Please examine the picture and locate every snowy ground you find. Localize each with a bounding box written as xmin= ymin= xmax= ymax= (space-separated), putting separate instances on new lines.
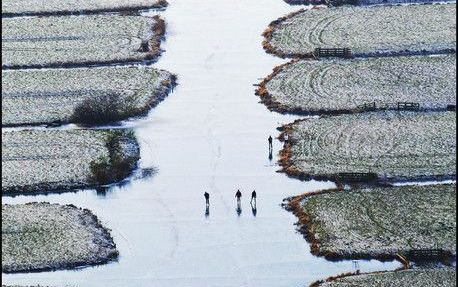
xmin=260 ymin=54 xmax=456 ymax=114
xmin=283 ymin=111 xmax=456 ymax=182
xmin=300 ymin=184 xmax=456 ymax=258
xmin=266 ymin=4 xmax=456 ymax=57
xmin=2 ymin=15 xmax=164 ymax=68
xmin=2 ymin=66 xmax=174 ymax=126
xmin=2 ymin=129 xmax=139 ymax=195
xmin=316 ymin=267 xmax=456 ymax=287
xmin=2 ymin=0 xmax=167 ymax=16
xmin=2 ymin=203 xmax=118 ymax=273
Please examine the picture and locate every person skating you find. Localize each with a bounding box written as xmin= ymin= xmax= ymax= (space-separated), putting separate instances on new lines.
xmin=204 ymin=192 xmax=210 ymax=206
xmin=251 ymin=190 xmax=257 ymax=205
xmin=235 ymin=190 xmax=242 ymax=205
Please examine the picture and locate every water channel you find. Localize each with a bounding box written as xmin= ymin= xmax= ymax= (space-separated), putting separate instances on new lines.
xmin=2 ymin=0 xmax=401 ymax=286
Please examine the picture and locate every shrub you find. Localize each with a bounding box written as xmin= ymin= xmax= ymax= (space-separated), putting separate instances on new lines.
xmin=89 ymin=130 xmax=140 ymax=185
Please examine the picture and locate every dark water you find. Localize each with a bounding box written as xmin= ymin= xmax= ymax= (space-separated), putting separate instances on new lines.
xmin=2 ymin=1 xmax=401 ymax=286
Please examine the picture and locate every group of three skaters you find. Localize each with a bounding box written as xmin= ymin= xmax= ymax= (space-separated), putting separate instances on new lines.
xmin=204 ymin=136 xmax=274 ymax=207
xmin=204 ymin=190 xmax=256 ymax=207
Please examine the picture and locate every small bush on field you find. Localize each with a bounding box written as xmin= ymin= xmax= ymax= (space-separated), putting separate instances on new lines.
xmin=71 ymin=93 xmax=139 ymax=126
xmin=89 ymin=130 xmax=139 ymax=185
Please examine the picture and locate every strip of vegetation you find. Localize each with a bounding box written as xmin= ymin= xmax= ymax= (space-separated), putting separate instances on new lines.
xmin=284 ymin=0 xmax=453 ymax=6
xmin=89 ymin=130 xmax=140 ymax=185
xmin=2 ymin=129 xmax=140 ymax=196
xmin=310 ymin=267 xmax=456 ymax=287
xmin=257 ymin=55 xmax=456 ymax=115
xmin=2 ymin=202 xmax=118 ymax=273
xmin=2 ymin=0 xmax=167 ymax=17
xmin=263 ymin=4 xmax=456 ymax=59
xmin=2 ymin=66 xmax=176 ymax=127
xmin=279 ymin=111 xmax=456 ymax=183
xmin=286 ymin=184 xmax=456 ymax=261
xmin=283 ymin=0 xmax=326 ymax=5
xmin=2 ymin=15 xmax=166 ymax=69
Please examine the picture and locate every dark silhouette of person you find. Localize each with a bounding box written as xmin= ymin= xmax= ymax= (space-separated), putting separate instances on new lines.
xmin=235 ymin=190 xmax=242 ymax=216
xmin=251 ymin=190 xmax=257 ymax=205
xmin=268 ymin=136 xmax=273 ymax=150
xmin=235 ymin=190 xmax=242 ymax=204
xmin=204 ymin=192 xmax=210 ymax=207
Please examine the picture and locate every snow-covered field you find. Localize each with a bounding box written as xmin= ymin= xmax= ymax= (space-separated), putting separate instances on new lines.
xmin=2 ymin=129 xmax=139 ymax=195
xmin=316 ymin=268 xmax=456 ymax=287
xmin=283 ymin=111 xmax=456 ymax=181
xmin=260 ymin=55 xmax=456 ymax=114
xmin=2 ymin=15 xmax=165 ymax=68
xmin=2 ymin=66 xmax=174 ymax=126
xmin=300 ymin=184 xmax=456 ymax=258
xmin=265 ymin=4 xmax=456 ymax=58
xmin=2 ymin=203 xmax=118 ymax=273
xmin=2 ymin=0 xmax=167 ymax=16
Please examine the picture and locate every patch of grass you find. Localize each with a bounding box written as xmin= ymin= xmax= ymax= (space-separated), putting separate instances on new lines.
xmin=2 ymin=203 xmax=118 ymax=273
xmin=313 ymin=268 xmax=456 ymax=287
xmin=280 ymin=111 xmax=456 ymax=183
xmin=71 ymin=93 xmax=138 ymax=126
xmin=264 ymin=4 xmax=456 ymax=58
xmin=2 ymin=129 xmax=139 ymax=195
xmin=2 ymin=0 xmax=168 ymax=16
xmin=2 ymin=66 xmax=175 ymax=127
xmin=89 ymin=130 xmax=140 ymax=185
xmin=258 ymin=55 xmax=456 ymax=115
xmin=2 ymin=15 xmax=166 ymax=68
xmin=288 ymin=184 xmax=456 ymax=260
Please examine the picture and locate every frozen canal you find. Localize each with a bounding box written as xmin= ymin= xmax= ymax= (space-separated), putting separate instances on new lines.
xmin=2 ymin=0 xmax=401 ymax=286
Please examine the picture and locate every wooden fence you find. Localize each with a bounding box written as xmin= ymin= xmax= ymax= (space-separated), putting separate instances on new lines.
xmin=336 ymin=172 xmax=378 ymax=183
xmin=396 ymin=102 xmax=420 ymax=111
xmin=357 ymin=102 xmax=421 ymax=112
xmin=404 ymin=249 xmax=452 ymax=261
xmin=314 ymin=48 xmax=353 ymax=59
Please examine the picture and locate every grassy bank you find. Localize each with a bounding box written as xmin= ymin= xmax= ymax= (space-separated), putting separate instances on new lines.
xmin=280 ymin=111 xmax=456 ymax=183
xmin=2 ymin=203 xmax=118 ymax=273
xmin=2 ymin=129 xmax=140 ymax=195
xmin=2 ymin=0 xmax=167 ymax=17
xmin=257 ymin=55 xmax=456 ymax=115
xmin=2 ymin=15 xmax=166 ymax=68
xmin=311 ymin=267 xmax=456 ymax=287
xmin=263 ymin=4 xmax=456 ymax=58
xmin=2 ymin=66 xmax=176 ymax=126
xmin=287 ymin=184 xmax=456 ymax=260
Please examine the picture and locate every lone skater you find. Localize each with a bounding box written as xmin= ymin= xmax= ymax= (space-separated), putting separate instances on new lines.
xmin=235 ymin=190 xmax=242 ymax=205
xmin=204 ymin=192 xmax=210 ymax=206
xmin=251 ymin=190 xmax=257 ymax=205
xmin=268 ymin=136 xmax=273 ymax=150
